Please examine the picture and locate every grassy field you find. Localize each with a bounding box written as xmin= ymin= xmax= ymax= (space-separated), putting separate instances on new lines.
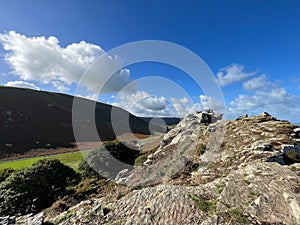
xmin=0 ymin=134 xmax=165 ymax=171
xmin=0 ymin=150 xmax=91 ymax=171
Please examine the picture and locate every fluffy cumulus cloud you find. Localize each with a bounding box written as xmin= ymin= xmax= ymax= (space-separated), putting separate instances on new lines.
xmin=199 ymin=95 xmax=224 ymax=112
xmin=216 ymin=64 xmax=257 ymax=87
xmin=215 ymin=63 xmax=300 ymax=122
xmin=0 ymin=31 xmax=130 ymax=93
xmin=230 ymin=86 xmax=299 ymax=118
xmin=170 ymin=97 xmax=196 ymax=116
xmin=4 ymin=81 xmax=40 ymax=90
xmin=139 ymin=96 xmax=167 ymax=111
xmin=243 ymin=74 xmax=269 ymax=91
xmin=112 ymin=88 xmax=225 ymax=118
xmin=2 ymin=31 xmax=298 ymax=120
xmin=113 ymin=91 xmax=171 ymax=117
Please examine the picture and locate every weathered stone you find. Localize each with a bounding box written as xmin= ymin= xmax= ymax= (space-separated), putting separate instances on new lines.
xmin=16 ymin=212 xmax=44 ymax=225
xmin=255 ymin=112 xmax=278 ymax=122
xmin=196 ymin=110 xmax=223 ymax=124
xmin=28 ymin=112 xmax=300 ymax=224
xmin=115 ymin=169 xmax=130 ymax=184
xmin=235 ymin=114 xmax=248 ymax=120
xmin=27 ymin=212 xmax=44 ymax=225
xmin=251 ymin=141 xmax=273 ymax=151
xmin=200 ymin=215 xmax=219 ymax=225
xmin=293 ymin=127 xmax=300 ymax=133
xmin=217 ymin=162 xmax=300 ymax=225
xmin=0 ymin=216 xmax=15 ymax=225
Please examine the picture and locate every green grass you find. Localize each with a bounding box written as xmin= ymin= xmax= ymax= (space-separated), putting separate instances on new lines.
xmin=226 ymin=208 xmax=251 ymax=224
xmin=189 ymin=194 xmax=217 ymax=213
xmin=167 ymin=124 xmax=177 ymax=130
xmin=0 ymin=150 xmax=91 ymax=171
xmin=54 ymin=210 xmax=74 ymax=225
xmin=134 ymin=154 xmax=148 ymax=166
xmin=215 ymin=183 xmax=224 ymax=194
xmin=248 ymin=191 xmax=256 ymax=200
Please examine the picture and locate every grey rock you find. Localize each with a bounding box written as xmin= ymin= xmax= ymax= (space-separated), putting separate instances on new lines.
xmin=27 ymin=212 xmax=44 ymax=225
xmin=251 ymin=141 xmax=273 ymax=151
xmin=196 ymin=110 xmax=223 ymax=124
xmin=293 ymin=127 xmax=300 ymax=133
xmin=40 ymin=112 xmax=300 ymax=224
xmin=115 ymin=169 xmax=130 ymax=184
xmin=0 ymin=216 xmax=15 ymax=225
xmin=235 ymin=114 xmax=248 ymax=120
xmin=16 ymin=212 xmax=44 ymax=225
xmin=217 ymin=162 xmax=300 ymax=225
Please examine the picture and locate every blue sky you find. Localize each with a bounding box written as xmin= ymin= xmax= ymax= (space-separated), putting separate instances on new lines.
xmin=0 ymin=0 xmax=299 ymax=121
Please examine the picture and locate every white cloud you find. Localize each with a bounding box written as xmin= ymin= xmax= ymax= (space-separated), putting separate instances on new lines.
xmin=243 ymin=74 xmax=269 ymax=91
xmin=224 ymin=71 xmax=300 ymax=121
xmin=111 ymin=87 xmax=227 ymax=118
xmin=113 ymin=91 xmax=169 ymax=117
xmin=140 ymin=96 xmax=167 ymax=110
xmin=52 ymin=80 xmax=71 ymax=92
xmin=0 ymin=31 xmax=131 ymax=93
xmin=230 ymin=86 xmax=299 ymax=117
xmin=113 ymin=89 xmax=188 ymax=117
xmin=76 ymin=93 xmax=98 ymax=101
xmin=114 ymin=81 xmax=226 ymax=117
xmin=4 ymin=80 xmax=40 ymax=90
xmin=216 ymin=64 xmax=257 ymax=87
xmin=170 ymin=97 xmax=196 ymax=117
xmin=199 ymin=95 xmax=224 ymax=112
xmin=171 ymin=97 xmax=189 ymax=104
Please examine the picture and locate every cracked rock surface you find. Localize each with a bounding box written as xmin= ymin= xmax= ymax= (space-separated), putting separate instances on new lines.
xmin=10 ymin=112 xmax=300 ymax=225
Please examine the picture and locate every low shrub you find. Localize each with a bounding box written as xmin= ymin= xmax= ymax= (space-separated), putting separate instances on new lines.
xmin=84 ymin=141 xmax=139 ymax=179
xmin=0 ymin=159 xmax=80 ymax=216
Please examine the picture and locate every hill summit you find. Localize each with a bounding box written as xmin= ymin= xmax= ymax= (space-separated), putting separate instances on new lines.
xmin=2 ymin=111 xmax=300 ymax=225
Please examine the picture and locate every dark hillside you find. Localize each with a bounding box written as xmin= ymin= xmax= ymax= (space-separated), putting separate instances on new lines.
xmin=0 ymin=87 xmax=152 ymax=157
xmin=140 ymin=117 xmax=181 ymax=126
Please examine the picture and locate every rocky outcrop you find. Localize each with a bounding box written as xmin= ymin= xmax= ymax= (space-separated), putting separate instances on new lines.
xmin=16 ymin=212 xmax=44 ymax=225
xmin=117 ymin=110 xmax=223 ymax=186
xmin=217 ymin=162 xmax=300 ymax=225
xmin=0 ymin=216 xmax=15 ymax=225
xmin=145 ymin=110 xmax=223 ymax=165
xmin=112 ymin=162 xmax=299 ymax=225
xmin=13 ymin=112 xmax=300 ymax=224
xmin=0 ymin=212 xmax=45 ymax=225
xmin=43 ymin=163 xmax=300 ymax=225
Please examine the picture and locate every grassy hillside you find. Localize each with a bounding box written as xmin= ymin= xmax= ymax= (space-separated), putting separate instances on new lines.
xmin=0 ymin=86 xmax=154 ymax=157
xmin=0 ymin=150 xmax=90 ymax=170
